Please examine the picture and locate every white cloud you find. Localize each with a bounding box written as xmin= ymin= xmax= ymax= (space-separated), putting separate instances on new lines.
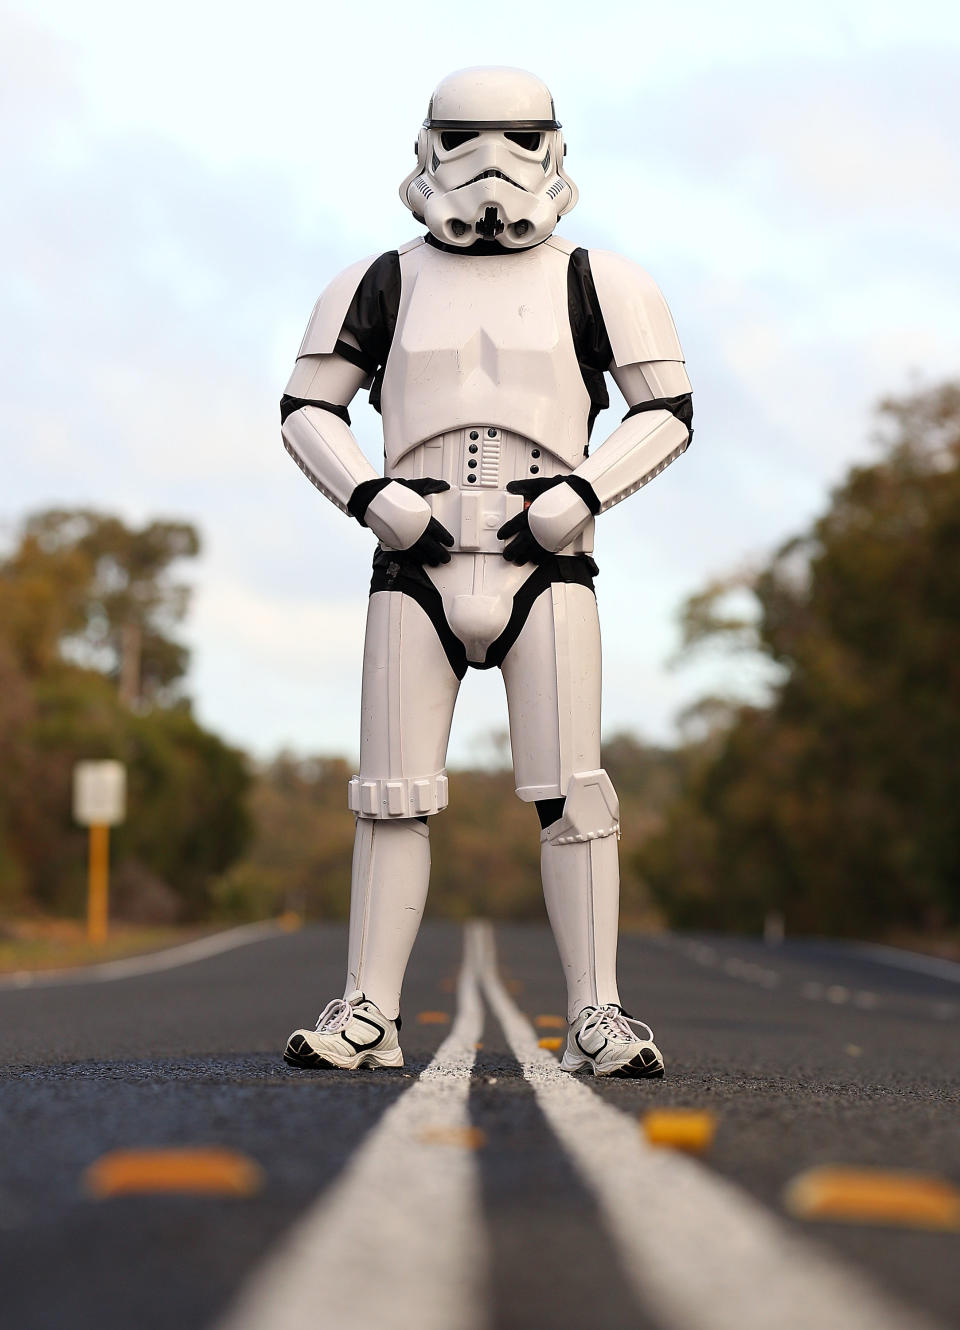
xmin=2 ymin=2 xmax=959 ymax=762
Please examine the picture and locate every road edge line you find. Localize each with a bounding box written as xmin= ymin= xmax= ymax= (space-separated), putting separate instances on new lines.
xmin=851 ymin=942 xmax=960 ymax=985
xmin=0 ymin=921 xmax=286 ymax=990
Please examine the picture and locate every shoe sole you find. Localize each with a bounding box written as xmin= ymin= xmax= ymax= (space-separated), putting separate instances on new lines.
xmin=560 ymin=1052 xmax=665 ymax=1080
xmin=283 ymin=1033 xmax=404 ymax=1071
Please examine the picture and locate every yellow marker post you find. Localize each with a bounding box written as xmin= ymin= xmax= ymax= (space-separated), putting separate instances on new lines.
xmin=73 ymin=761 xmax=126 ymax=947
xmin=87 ymin=823 xmax=110 ymax=945
xmin=72 ymin=760 xmax=124 ymax=946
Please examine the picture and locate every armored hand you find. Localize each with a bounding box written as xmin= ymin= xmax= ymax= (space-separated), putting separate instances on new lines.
xmin=349 ymin=477 xmax=455 ymax=566
xmin=498 ymin=476 xmax=601 ymax=564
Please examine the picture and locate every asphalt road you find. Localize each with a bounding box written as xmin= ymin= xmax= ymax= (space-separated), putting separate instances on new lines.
xmin=0 ymin=921 xmax=957 ymax=1330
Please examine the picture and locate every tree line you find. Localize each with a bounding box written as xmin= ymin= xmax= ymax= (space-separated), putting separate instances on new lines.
xmin=0 ymin=510 xmax=249 ymax=921
xmin=636 ymin=381 xmax=960 ymax=938
xmin=2 ymin=381 xmax=957 ymax=939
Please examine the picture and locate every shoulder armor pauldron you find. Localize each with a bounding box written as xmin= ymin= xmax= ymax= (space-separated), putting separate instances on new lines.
xmin=587 ymin=250 xmax=684 ymax=367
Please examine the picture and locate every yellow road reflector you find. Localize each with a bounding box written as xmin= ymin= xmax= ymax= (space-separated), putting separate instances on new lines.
xmin=642 ymin=1110 xmax=717 ymax=1154
xmin=535 ymin=1014 xmax=566 ymax=1029
xmin=538 ymin=1036 xmax=564 ymax=1051
xmin=417 ymin=1010 xmax=451 ymax=1024
xmin=474 ymin=1041 xmax=484 ymax=1050
xmin=784 ymin=1166 xmax=960 ymax=1230
xmin=277 ymin=911 xmax=302 ymax=932
xmin=419 ymin=1126 xmax=487 ymax=1149
xmin=84 ymin=1148 xmax=264 ymax=1199
xmin=844 ymin=1044 xmax=863 ymax=1057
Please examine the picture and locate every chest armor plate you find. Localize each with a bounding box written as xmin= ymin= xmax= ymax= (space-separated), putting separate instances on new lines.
xmin=380 ymin=242 xmax=591 ymax=469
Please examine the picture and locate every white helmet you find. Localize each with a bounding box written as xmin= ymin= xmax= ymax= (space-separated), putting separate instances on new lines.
xmin=399 ymin=66 xmax=579 ymax=250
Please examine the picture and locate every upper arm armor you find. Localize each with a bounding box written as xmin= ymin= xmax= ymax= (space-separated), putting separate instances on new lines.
xmin=588 ymin=250 xmax=684 ymax=367
xmin=612 ymin=360 xmax=691 ymax=405
xmin=284 ymin=351 xmax=369 ymax=405
xmin=296 ymin=254 xmax=380 ymax=358
xmin=297 ymin=249 xmax=406 ymax=415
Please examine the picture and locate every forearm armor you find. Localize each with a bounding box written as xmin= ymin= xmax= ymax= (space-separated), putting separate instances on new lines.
xmin=281 ymin=354 xmax=452 ymax=560
xmin=526 ymin=361 xmax=693 ymax=552
xmin=575 ymin=395 xmax=692 ymax=511
xmin=281 ymin=400 xmax=380 ymax=512
xmin=280 ymin=349 xmax=379 ymax=511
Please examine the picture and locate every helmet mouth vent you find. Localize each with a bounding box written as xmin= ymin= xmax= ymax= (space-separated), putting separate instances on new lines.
xmin=475 ymin=205 xmax=505 ymax=239
xmin=457 ymin=168 xmax=523 ymax=190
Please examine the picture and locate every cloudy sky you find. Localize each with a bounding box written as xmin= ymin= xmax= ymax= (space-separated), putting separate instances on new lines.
xmin=3 ymin=0 xmax=958 ymax=766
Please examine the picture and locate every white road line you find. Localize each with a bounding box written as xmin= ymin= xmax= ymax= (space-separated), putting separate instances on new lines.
xmin=473 ymin=920 xmax=944 ymax=1330
xmin=216 ymin=929 xmax=489 ymax=1330
xmin=0 ymin=921 xmax=284 ymax=991
xmin=851 ymin=942 xmax=960 ymax=985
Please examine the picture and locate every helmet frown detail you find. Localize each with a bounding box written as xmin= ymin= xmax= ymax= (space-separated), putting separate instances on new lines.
xmin=399 ymin=66 xmax=579 ymax=250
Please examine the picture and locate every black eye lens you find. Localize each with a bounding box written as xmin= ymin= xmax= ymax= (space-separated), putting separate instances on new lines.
xmin=505 ymin=132 xmax=541 ymax=151
xmin=441 ymin=131 xmax=479 ymax=150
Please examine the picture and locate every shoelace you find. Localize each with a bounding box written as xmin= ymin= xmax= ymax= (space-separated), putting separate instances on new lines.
xmin=314 ymin=997 xmax=355 ymax=1033
xmin=581 ymin=1004 xmax=654 ymax=1045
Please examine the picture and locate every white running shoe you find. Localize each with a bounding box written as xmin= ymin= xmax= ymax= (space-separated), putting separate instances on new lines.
xmin=559 ymin=1004 xmax=664 ymax=1079
xmin=284 ymin=990 xmax=404 ymax=1070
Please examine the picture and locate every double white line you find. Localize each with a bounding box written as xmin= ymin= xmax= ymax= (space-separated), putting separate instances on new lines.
xmin=218 ymin=922 xmax=943 ymax=1330
xmin=219 ymin=927 xmax=487 ymax=1330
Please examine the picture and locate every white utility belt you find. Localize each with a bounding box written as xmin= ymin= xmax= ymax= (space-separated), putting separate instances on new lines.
xmin=390 ymin=424 xmax=595 ymax=556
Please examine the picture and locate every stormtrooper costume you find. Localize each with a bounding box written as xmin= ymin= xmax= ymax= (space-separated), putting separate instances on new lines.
xmin=282 ymin=67 xmax=692 ymax=1078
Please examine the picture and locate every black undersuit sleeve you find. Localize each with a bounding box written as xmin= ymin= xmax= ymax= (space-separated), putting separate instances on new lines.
xmin=567 ymin=249 xmax=612 ymax=444
xmin=623 ymin=393 xmax=694 ymax=443
xmin=279 ymin=396 xmax=351 ymax=426
xmin=339 ymin=251 xmax=402 ymax=414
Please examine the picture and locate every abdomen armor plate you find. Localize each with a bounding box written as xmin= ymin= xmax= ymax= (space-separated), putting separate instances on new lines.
xmin=380 ymin=242 xmax=591 ymax=468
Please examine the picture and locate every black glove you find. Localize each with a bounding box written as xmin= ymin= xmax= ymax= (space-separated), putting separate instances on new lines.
xmin=497 ymin=475 xmax=600 ymax=565
xmin=348 ymin=476 xmax=455 ymax=566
